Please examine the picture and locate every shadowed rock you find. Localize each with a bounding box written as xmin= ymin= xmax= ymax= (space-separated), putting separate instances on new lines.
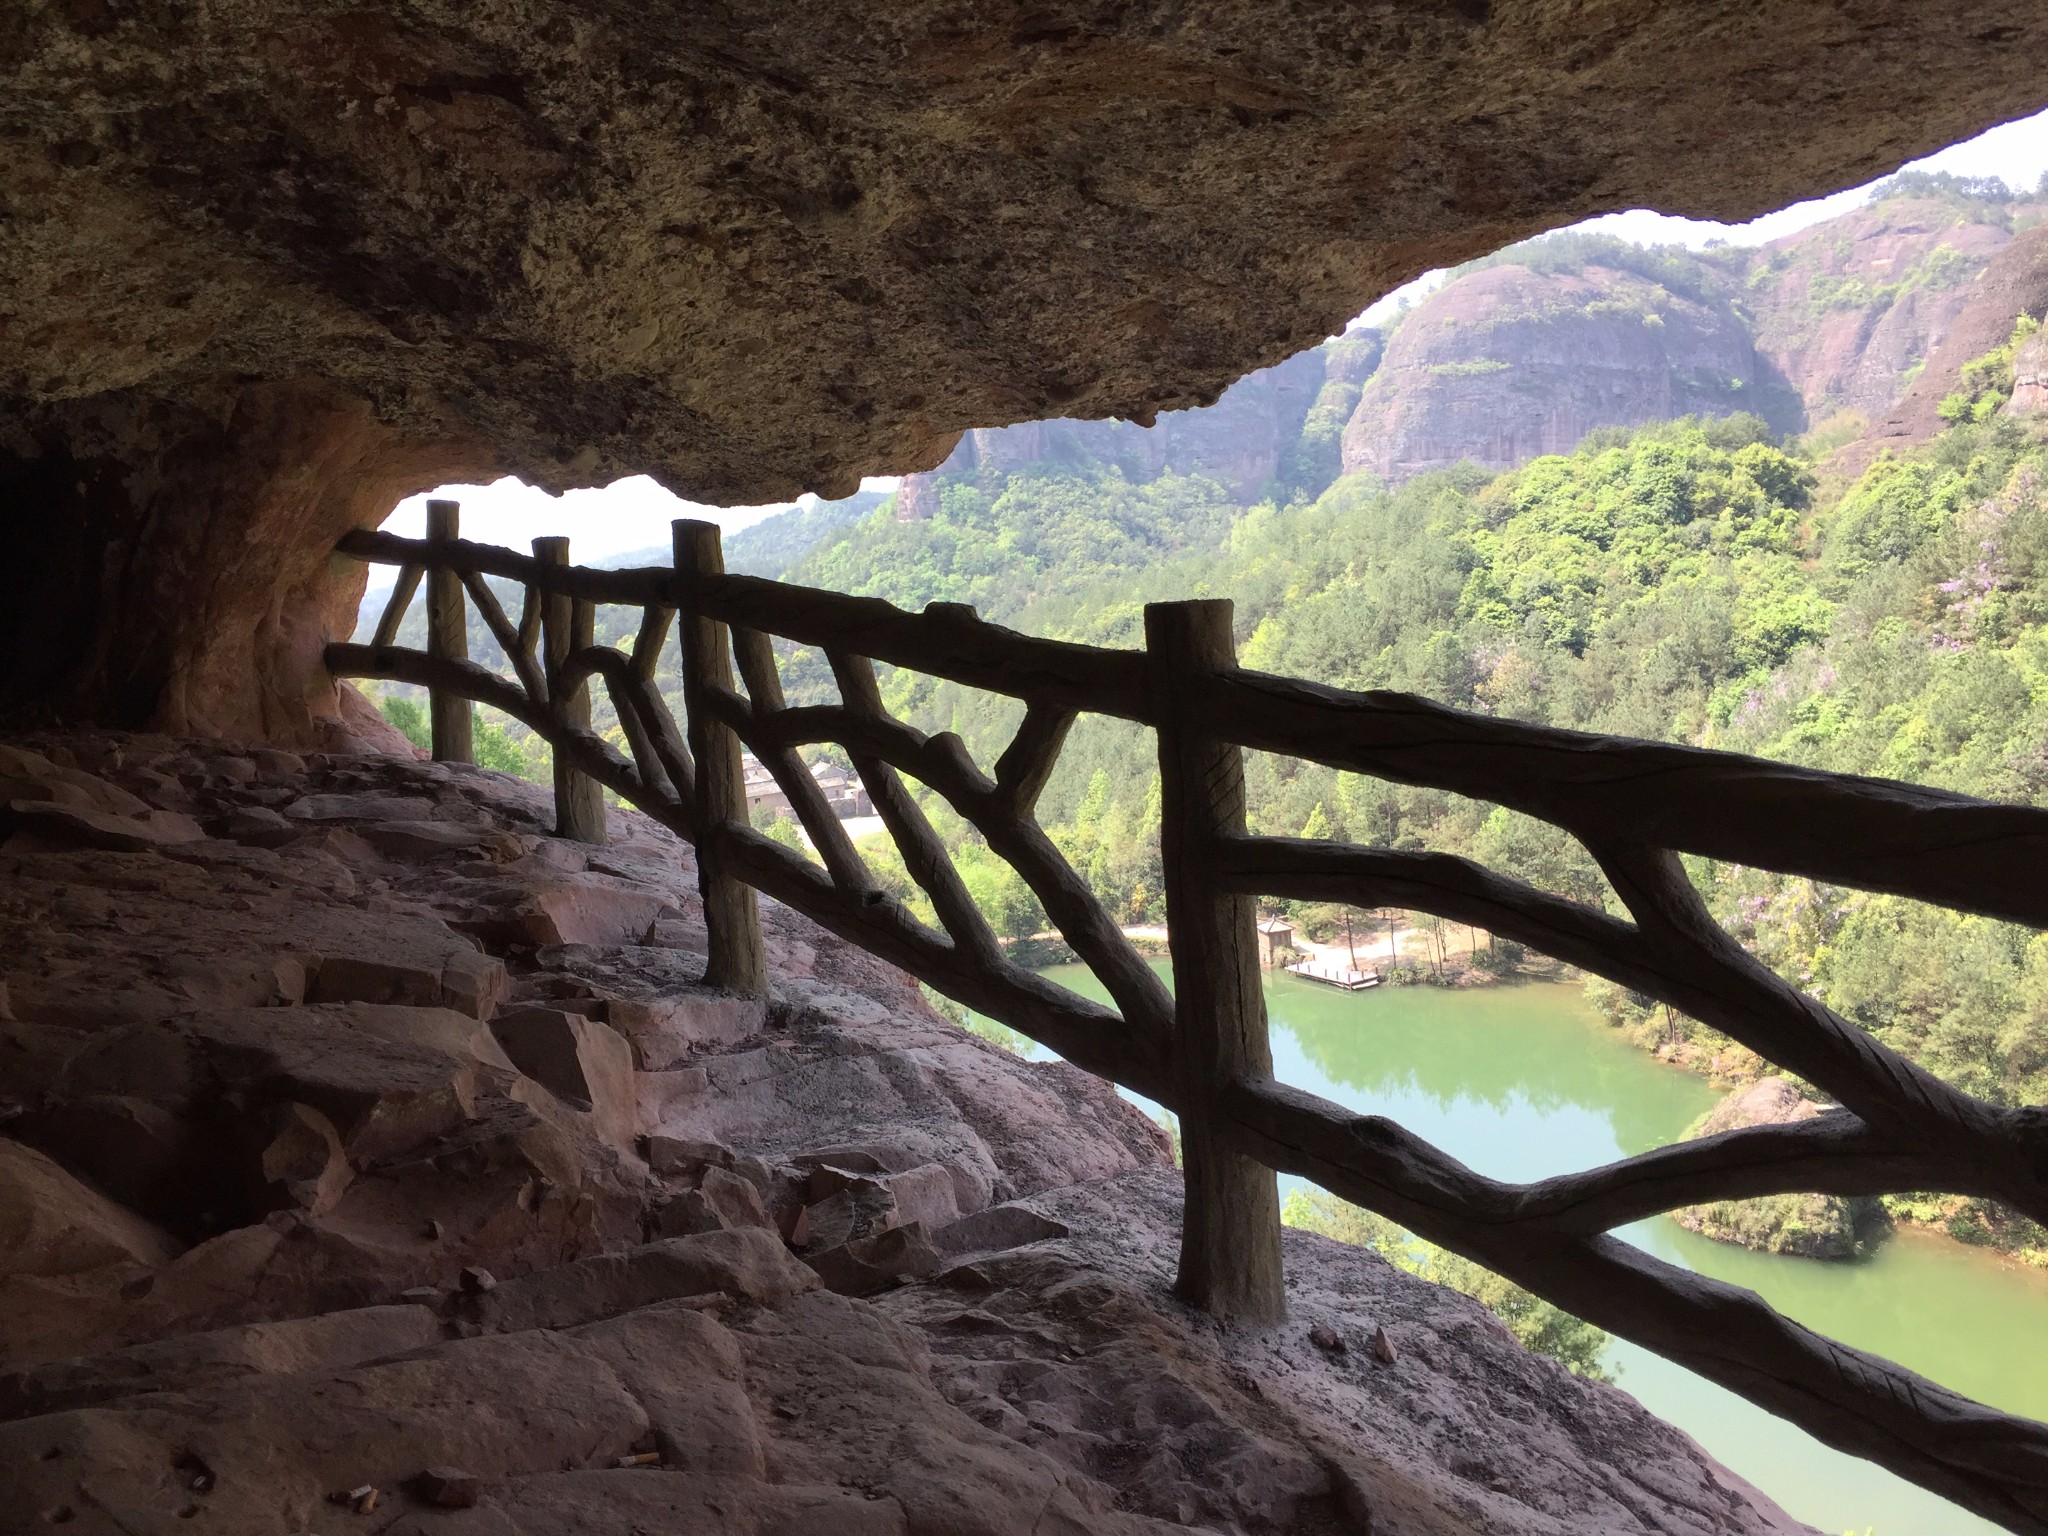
xmin=5 ymin=8 xmax=2047 ymax=734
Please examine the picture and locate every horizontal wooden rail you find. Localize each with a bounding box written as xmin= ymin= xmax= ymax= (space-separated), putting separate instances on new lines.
xmin=1207 ymin=669 xmax=2048 ymax=929
xmin=1220 ymin=1074 xmax=2048 ymax=1532
xmin=326 ymin=640 xmax=1169 ymax=1096
xmin=339 ymin=528 xmax=1148 ymax=713
xmin=346 ymin=526 xmax=2048 ymax=927
xmin=331 ymin=519 xmax=2048 ymax=1533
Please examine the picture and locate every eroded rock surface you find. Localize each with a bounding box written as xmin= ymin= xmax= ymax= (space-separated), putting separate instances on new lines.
xmin=0 ymin=735 xmax=1810 ymax=1532
xmin=6 ymin=6 xmax=2048 ymax=733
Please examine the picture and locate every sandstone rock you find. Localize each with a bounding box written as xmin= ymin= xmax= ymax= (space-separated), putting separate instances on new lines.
xmin=0 ymin=1142 xmax=184 ymax=1368
xmin=1849 ymin=224 xmax=2048 ymax=467
xmin=605 ymin=988 xmax=767 ymax=1069
xmin=414 ymin=1466 xmax=483 ymax=1509
xmin=359 ymin=820 xmax=492 ymax=858
xmin=476 ymin=1232 xmax=818 ymax=1334
xmin=18 ymin=0 xmax=2047 ymax=739
xmin=1341 ymin=261 xmax=1775 ymax=486
xmin=306 ymin=946 xmax=508 ymax=1020
xmin=931 ymin=1204 xmax=1069 ymax=1259
xmin=3 ymin=1330 xmax=653 ymax=1530
xmin=653 ymin=1167 xmax=775 ymax=1240
xmin=0 ymin=746 xmax=154 ymax=818
xmin=180 ymin=1004 xmax=493 ymax=1167
xmin=0 ymin=800 xmax=207 ymax=851
xmin=250 ymin=749 xmax=307 ymax=781
xmin=736 ymin=1287 xmax=1169 ymax=1536
xmin=0 ymin=1140 xmax=181 ymax=1278
xmin=6 ymin=1096 xmax=192 ymax=1218
xmin=635 ymin=1066 xmax=711 ymax=1135
xmin=219 ymin=805 xmax=297 ymax=846
xmin=883 ymin=1170 xmax=1811 ymax=1535
xmin=901 ymin=346 xmax=1333 ymax=510
xmin=572 ymin=1304 xmax=764 ymax=1476
xmin=512 ymin=880 xmax=669 ymax=949
xmin=492 ymin=1007 xmax=637 ymax=1152
xmin=1695 ymin=1077 xmax=1823 ymax=1138
xmin=0 ymin=738 xmax=1810 ymax=1532
xmin=644 ymin=1134 xmax=733 ymax=1180
xmin=2009 ymin=326 xmax=2048 ymax=418
xmin=805 ymin=1224 xmax=944 ymax=1298
xmin=491 ymin=1008 xmax=617 ymax=1111
xmin=0 ymin=1304 xmax=442 ymax=1421
xmin=458 ymin=1472 xmax=912 ymax=1536
xmin=657 ymin=976 xmax=1167 ymax=1215
xmin=800 ymin=1191 xmax=861 ymax=1253
xmin=882 ymin=1163 xmax=964 ymax=1233
xmin=259 ymin=1102 xmax=353 ymax=1216
xmin=1746 ymin=191 xmax=2016 ymax=424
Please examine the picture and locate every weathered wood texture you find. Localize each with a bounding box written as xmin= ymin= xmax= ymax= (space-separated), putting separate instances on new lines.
xmin=424 ymin=500 xmax=473 ymax=764
xmin=534 ymin=537 xmax=606 ymax=844
xmin=675 ymin=520 xmax=768 ymax=996
xmin=331 ymin=523 xmax=2048 ymax=1533
xmin=1148 ymin=600 xmax=1285 ymax=1324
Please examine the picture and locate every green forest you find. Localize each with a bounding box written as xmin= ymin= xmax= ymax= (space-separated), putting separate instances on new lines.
xmin=373 ymin=313 xmax=2048 ymax=1266
xmin=777 ymin=319 xmax=2048 ymax=1259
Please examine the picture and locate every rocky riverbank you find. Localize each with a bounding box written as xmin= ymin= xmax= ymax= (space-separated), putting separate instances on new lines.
xmin=1670 ymin=1080 xmax=1885 ymax=1261
xmin=0 ymin=726 xmax=1810 ymax=1533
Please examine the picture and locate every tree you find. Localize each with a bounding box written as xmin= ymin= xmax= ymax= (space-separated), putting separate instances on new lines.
xmin=377 ymin=692 xmax=430 ymax=751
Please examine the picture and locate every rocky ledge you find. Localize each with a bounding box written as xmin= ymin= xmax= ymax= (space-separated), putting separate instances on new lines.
xmin=0 ymin=733 xmax=1809 ymax=1534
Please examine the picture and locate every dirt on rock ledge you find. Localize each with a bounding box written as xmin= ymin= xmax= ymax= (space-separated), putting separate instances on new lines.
xmin=0 ymin=734 xmax=1810 ymax=1534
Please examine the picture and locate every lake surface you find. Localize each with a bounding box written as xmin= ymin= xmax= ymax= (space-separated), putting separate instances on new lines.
xmin=1030 ymin=964 xmax=2048 ymax=1535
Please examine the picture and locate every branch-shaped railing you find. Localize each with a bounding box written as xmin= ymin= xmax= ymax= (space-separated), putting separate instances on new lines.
xmin=332 ymin=507 xmax=2048 ymax=1534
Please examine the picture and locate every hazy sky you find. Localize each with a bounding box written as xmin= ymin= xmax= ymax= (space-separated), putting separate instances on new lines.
xmin=389 ymin=106 xmax=2048 ymax=560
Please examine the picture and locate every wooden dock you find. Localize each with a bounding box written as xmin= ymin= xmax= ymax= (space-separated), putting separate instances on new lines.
xmin=1283 ymin=959 xmax=1382 ymax=991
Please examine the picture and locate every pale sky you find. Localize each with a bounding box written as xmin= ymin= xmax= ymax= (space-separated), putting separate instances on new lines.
xmin=396 ymin=105 xmax=2048 ymax=556
xmin=379 ymin=474 xmax=900 ymax=565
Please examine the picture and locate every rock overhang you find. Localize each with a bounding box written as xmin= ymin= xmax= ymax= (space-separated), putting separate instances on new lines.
xmin=5 ymin=2 xmax=2048 ymax=736
xmin=7 ymin=1 xmax=2048 ymax=504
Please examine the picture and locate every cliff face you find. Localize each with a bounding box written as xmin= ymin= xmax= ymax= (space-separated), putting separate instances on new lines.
xmin=2012 ymin=325 xmax=2048 ymax=418
xmin=1340 ymin=263 xmax=1774 ymax=485
xmin=1328 ymin=188 xmax=2047 ymax=489
xmin=1846 ymin=222 xmax=2048 ymax=468
xmin=1743 ymin=194 xmax=2020 ymax=422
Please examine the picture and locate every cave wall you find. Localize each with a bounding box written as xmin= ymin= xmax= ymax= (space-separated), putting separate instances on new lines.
xmin=0 ymin=383 xmax=489 ymax=739
xmin=6 ymin=1 xmax=2048 ymax=738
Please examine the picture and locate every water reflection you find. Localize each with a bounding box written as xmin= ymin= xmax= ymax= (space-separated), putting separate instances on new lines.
xmin=1031 ymin=963 xmax=2048 ymax=1534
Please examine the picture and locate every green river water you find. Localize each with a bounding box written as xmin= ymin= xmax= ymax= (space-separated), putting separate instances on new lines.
xmin=1030 ymin=964 xmax=2048 ymax=1535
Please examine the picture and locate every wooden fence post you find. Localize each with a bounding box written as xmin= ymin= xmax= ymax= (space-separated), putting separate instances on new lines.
xmin=1146 ymin=598 xmax=1286 ymax=1325
xmin=674 ymin=519 xmax=768 ymax=997
xmin=425 ymin=499 xmax=473 ymax=764
xmin=533 ymin=535 xmax=607 ymax=844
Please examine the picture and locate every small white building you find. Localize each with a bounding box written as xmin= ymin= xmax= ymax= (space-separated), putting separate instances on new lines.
xmin=739 ymin=753 xmax=870 ymax=821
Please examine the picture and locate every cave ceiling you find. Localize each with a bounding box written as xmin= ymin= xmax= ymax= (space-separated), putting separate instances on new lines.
xmin=6 ymin=0 xmax=2048 ymax=505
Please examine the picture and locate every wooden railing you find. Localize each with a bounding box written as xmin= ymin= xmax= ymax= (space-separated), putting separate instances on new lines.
xmin=332 ymin=506 xmax=2048 ymax=1534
